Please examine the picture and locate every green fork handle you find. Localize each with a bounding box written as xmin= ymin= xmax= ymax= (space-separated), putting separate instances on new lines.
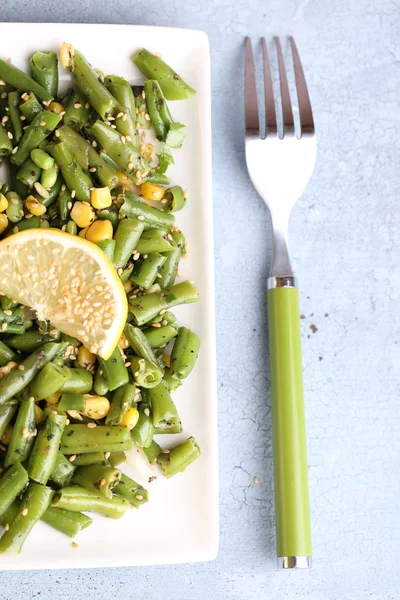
xmin=267 ymin=282 xmax=312 ymax=568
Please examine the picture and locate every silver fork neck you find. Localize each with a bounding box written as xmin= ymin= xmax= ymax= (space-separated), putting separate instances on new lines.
xmin=270 ymin=215 xmax=294 ymax=279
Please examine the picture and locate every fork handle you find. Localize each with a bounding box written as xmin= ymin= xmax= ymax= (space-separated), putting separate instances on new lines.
xmin=267 ymin=278 xmax=312 ymax=568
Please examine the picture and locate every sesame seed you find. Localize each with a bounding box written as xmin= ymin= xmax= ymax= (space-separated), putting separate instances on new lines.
xmin=4 ymin=524 xmax=9 ymax=531
xmin=0 ymin=92 xmax=7 ymax=99
xmin=67 ymin=202 xmax=72 ymax=210
xmin=85 ymin=102 xmax=90 ymax=109
xmin=133 ymin=252 xmax=140 ymax=261
xmin=1 ymin=323 xmax=7 ymax=332
xmin=152 ymin=323 xmax=161 ymax=328
xmin=116 ymin=112 xmax=123 ymax=118
xmin=105 ymin=452 xmax=110 ymax=459
xmin=55 ymin=129 xmax=60 ymax=137
xmin=69 ymin=498 xmax=77 ymax=504
xmin=122 ymin=113 xmax=128 ymax=122
xmin=22 ymin=427 xmax=30 ymax=438
xmin=18 ymin=365 xmax=24 ymax=371
xmin=99 ymin=478 xmax=106 ymax=487
xmin=72 ymin=542 xmax=79 ymax=548
xmin=20 ymin=115 xmax=26 ymax=121
xmin=160 ymin=199 xmax=168 ymax=205
xmin=0 ymin=80 xmax=5 ymax=85
xmin=162 ymin=449 xmax=171 ymax=454
xmin=11 ymin=146 xmax=18 ymax=154
xmin=126 ymin=135 xmax=132 ymax=142
xmin=21 ymin=508 xmax=28 ymax=516
xmin=137 ymin=215 xmax=145 ymax=221
xmin=136 ymin=494 xmax=143 ymax=500
xmin=73 ymin=103 xmax=82 ymax=109
xmin=89 ymin=167 xmax=96 ymax=172
xmin=71 ymin=190 xmax=76 ymax=198
xmin=40 ymin=121 xmax=46 ymax=126
xmin=121 ymin=136 xmax=126 ymax=144
xmin=92 ymin=140 xmax=97 ymax=147
xmin=3 ymin=309 xmax=11 ymax=316
xmin=7 ymin=131 xmax=13 ymax=139
xmin=87 ymin=422 xmax=97 ymax=428
xmin=253 ymin=476 xmax=259 ymax=484
xmin=128 ymin=162 xmax=134 ymax=170
xmin=144 ymin=113 xmax=151 ymax=121
xmin=144 ymin=408 xmax=150 ymax=417
xmin=142 ymin=90 xmax=146 ymax=99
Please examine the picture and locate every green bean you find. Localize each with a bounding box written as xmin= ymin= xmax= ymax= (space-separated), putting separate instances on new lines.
xmin=113 ymin=472 xmax=149 ymax=508
xmin=30 ymin=148 xmax=54 ymax=170
xmin=0 ymin=463 xmax=29 ymax=516
xmin=8 ymin=164 xmax=29 ymax=198
xmin=40 ymin=164 xmax=59 ymax=190
xmin=96 ymin=207 xmax=119 ymax=230
xmin=93 ymin=370 xmax=109 ymax=396
xmin=163 ymin=367 xmax=182 ymax=393
xmin=136 ymin=229 xmax=174 ymax=254
xmin=60 ymin=368 xmax=93 ymax=394
xmin=0 ymin=182 xmax=10 ymax=195
xmin=104 ymin=75 xmax=139 ymax=148
xmin=65 ymin=47 xmax=118 ymax=119
xmin=47 ymin=142 xmax=92 ymax=202
xmin=133 ymin=49 xmax=195 ymax=101
xmin=120 ymin=191 xmax=175 ymax=229
xmin=144 ymin=325 xmax=178 ymax=349
xmin=11 ymin=110 xmax=62 ymax=166
xmin=6 ymin=215 xmax=41 ymax=234
xmin=108 ymin=451 xmax=126 ymax=467
xmin=170 ymin=327 xmax=200 ymax=379
xmin=8 ymin=91 xmax=23 ymax=142
xmin=66 ymin=220 xmax=77 ymax=235
xmin=156 ymin=144 xmax=174 ymax=174
xmin=58 ymin=393 xmax=85 ymax=412
xmin=41 ymin=506 xmax=92 ymax=538
xmin=124 ymin=324 xmax=164 ymax=373
xmin=0 ymin=401 xmax=17 ymax=439
xmin=91 ymin=120 xmax=150 ymax=185
xmin=119 ymin=264 xmax=133 ymax=283
xmin=0 ymin=306 xmax=25 ymax=335
xmin=5 ymin=330 xmax=60 ymax=354
xmin=162 ymin=186 xmax=186 ymax=212
xmin=50 ymin=451 xmax=75 ymax=487
xmin=0 ymin=502 xmax=18 ymax=527
xmin=28 ymin=409 xmax=66 ymax=485
xmin=94 ymin=239 xmax=115 ymax=262
xmin=144 ymin=80 xmax=173 ymax=141
xmin=29 ymin=362 xmax=71 ymax=401
xmin=60 ymin=424 xmax=133 ymax=455
xmin=158 ymin=229 xmax=185 ymax=288
xmin=134 ymin=90 xmax=151 ymax=129
xmin=52 ymin=485 xmax=129 ymax=519
xmin=143 ymin=439 xmax=162 ymax=464
xmin=57 ymin=125 xmax=119 ymax=189
xmin=0 ymin=124 xmax=12 ymax=158
xmin=71 ymin=463 xmax=121 ymax=498
xmin=98 ymin=346 xmax=129 ymax=391
xmin=71 ymin=452 xmax=105 ymax=467
xmin=0 ymin=59 xmax=53 ymax=102
xmin=106 ymin=382 xmax=136 ymax=426
xmin=64 ymin=89 xmax=89 ymax=131
xmin=1 ymin=295 xmax=18 ymax=311
xmin=146 ymin=171 xmax=170 ymax=185
xmin=19 ymin=93 xmax=42 ymax=122
xmin=0 ymin=342 xmax=68 ymax=405
xmin=131 ymin=398 xmax=154 ymax=448
xmin=4 ymin=398 xmax=36 ymax=467
xmin=157 ymin=437 xmax=200 ymax=478
xmin=129 ymin=281 xmax=199 ymax=326
xmin=16 ymin=157 xmax=41 ymax=187
xmin=0 ymin=340 xmax=17 ymax=366
xmin=0 ymin=483 xmax=54 ymax=554
xmin=129 ymin=356 xmax=163 ymax=389
xmin=131 ymin=252 xmax=166 ymax=289
xmin=113 ymin=218 xmax=144 ymax=269
xmin=149 ymin=381 xmax=182 ymax=434
xmin=29 ymin=51 xmax=58 ymax=97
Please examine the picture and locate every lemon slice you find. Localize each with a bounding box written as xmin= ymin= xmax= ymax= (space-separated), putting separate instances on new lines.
xmin=0 ymin=229 xmax=127 ymax=359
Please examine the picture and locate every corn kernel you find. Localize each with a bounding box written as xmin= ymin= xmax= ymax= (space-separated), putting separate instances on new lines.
xmin=70 ymin=201 xmax=95 ymax=228
xmin=77 ymin=346 xmax=96 ymax=369
xmin=1 ymin=423 xmax=12 ymax=445
xmin=139 ymin=143 xmax=154 ymax=160
xmin=118 ymin=332 xmax=130 ymax=350
xmin=120 ymin=407 xmax=139 ymax=430
xmin=116 ymin=171 xmax=133 ymax=186
xmin=34 ymin=404 xmax=44 ymax=423
xmin=81 ymin=395 xmax=110 ymax=420
xmin=79 ymin=227 xmax=89 ymax=238
xmin=60 ymin=42 xmax=74 ymax=69
xmin=90 ymin=187 xmax=112 ymax=209
xmin=140 ymin=182 xmax=165 ymax=202
xmin=46 ymin=392 xmax=61 ymax=405
xmin=25 ymin=195 xmax=46 ymax=216
xmin=162 ymin=354 xmax=171 ymax=368
xmin=123 ymin=280 xmax=134 ymax=294
xmin=0 ymin=213 xmax=8 ymax=234
xmin=0 ymin=193 xmax=8 ymax=212
xmin=85 ymin=219 xmax=113 ymax=243
xmin=48 ymin=101 xmax=65 ymax=114
xmin=66 ymin=410 xmax=83 ymax=421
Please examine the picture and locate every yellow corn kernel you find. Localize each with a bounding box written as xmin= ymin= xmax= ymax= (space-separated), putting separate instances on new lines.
xmin=34 ymin=404 xmax=44 ymax=424
xmin=118 ymin=332 xmax=130 ymax=350
xmin=123 ymin=280 xmax=134 ymax=294
xmin=25 ymin=195 xmax=46 ymax=216
xmin=79 ymin=226 xmax=89 ymax=239
xmin=90 ymin=186 xmax=112 ymax=209
xmin=140 ymin=182 xmax=165 ymax=202
xmin=162 ymin=354 xmax=171 ymax=368
xmin=120 ymin=407 xmax=139 ymax=430
xmin=1 ymin=423 xmax=12 ymax=445
xmin=81 ymin=395 xmax=110 ymax=420
xmin=116 ymin=171 xmax=134 ymax=187
xmin=85 ymin=219 xmax=113 ymax=243
xmin=60 ymin=42 xmax=74 ymax=69
xmin=139 ymin=143 xmax=154 ymax=160
xmin=77 ymin=346 xmax=96 ymax=369
xmin=70 ymin=201 xmax=95 ymax=228
xmin=46 ymin=392 xmax=61 ymax=405
xmin=48 ymin=101 xmax=65 ymax=114
xmin=0 ymin=213 xmax=8 ymax=235
xmin=67 ymin=410 xmax=83 ymax=421
xmin=0 ymin=193 xmax=8 ymax=212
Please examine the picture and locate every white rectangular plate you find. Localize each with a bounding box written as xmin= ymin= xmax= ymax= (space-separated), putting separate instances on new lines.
xmin=0 ymin=23 xmax=218 ymax=570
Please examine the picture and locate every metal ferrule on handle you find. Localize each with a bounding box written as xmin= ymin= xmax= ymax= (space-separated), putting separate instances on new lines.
xmin=267 ymin=275 xmax=312 ymax=568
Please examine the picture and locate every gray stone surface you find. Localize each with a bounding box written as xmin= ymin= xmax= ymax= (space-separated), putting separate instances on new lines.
xmin=0 ymin=1 xmax=399 ymax=598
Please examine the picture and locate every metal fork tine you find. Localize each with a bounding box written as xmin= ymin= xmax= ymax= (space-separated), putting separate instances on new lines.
xmin=245 ymin=37 xmax=259 ymax=137
xmin=261 ymin=38 xmax=277 ymax=136
xmin=289 ymin=37 xmax=315 ymax=135
xmin=275 ymin=37 xmax=294 ymax=136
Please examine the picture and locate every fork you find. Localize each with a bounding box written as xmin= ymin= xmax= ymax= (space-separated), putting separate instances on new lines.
xmin=245 ymin=37 xmax=316 ymax=569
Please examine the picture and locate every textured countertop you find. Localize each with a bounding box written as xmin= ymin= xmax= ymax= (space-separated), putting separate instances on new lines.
xmin=1 ymin=1 xmax=399 ymax=598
